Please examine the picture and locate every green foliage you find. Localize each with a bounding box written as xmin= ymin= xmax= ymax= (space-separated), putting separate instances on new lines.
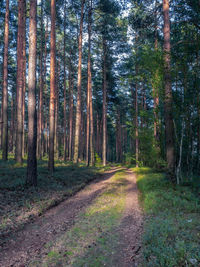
xmin=95 ymin=153 xmax=102 ymax=166
xmin=134 ymin=168 xmax=200 ymax=266
xmin=124 ymin=152 xmax=135 ymax=165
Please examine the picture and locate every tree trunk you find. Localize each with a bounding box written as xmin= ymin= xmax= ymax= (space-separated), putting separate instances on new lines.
xmin=135 ymin=82 xmax=139 ymax=167
xmin=54 ymin=59 xmax=60 ymax=160
xmin=68 ymin=61 xmax=74 ymax=161
xmin=73 ymin=0 xmax=85 ymax=163
xmin=15 ymin=0 xmax=26 ymax=164
xmin=54 ymin=63 xmax=58 ymax=159
xmin=27 ymin=0 xmax=37 ymax=186
xmin=37 ymin=0 xmax=44 ymax=159
xmin=43 ymin=16 xmax=48 ymax=156
xmin=89 ymin=65 xmax=94 ymax=166
xmin=63 ymin=0 xmax=67 ymax=161
xmin=153 ymin=0 xmax=160 ymax=143
xmin=2 ymin=0 xmax=9 ymax=160
xmin=102 ymin=38 xmax=107 ymax=166
xmin=86 ymin=0 xmax=94 ymax=166
xmin=22 ymin=31 xmax=26 ymax=158
xmin=10 ymin=96 xmax=14 ymax=152
xmin=48 ymin=0 xmax=56 ymax=173
xmin=163 ymin=0 xmax=175 ymax=177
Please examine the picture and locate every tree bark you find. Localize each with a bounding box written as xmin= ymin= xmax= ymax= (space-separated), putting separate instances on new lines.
xmin=43 ymin=16 xmax=48 ymax=156
xmin=63 ymin=0 xmax=67 ymax=161
xmin=68 ymin=60 xmax=74 ymax=161
xmin=2 ymin=0 xmax=9 ymax=160
xmin=27 ymin=0 xmax=37 ymax=186
xmin=135 ymin=82 xmax=139 ymax=167
xmin=163 ymin=0 xmax=175 ymax=177
xmin=22 ymin=29 xmax=26 ymax=158
xmin=73 ymin=0 xmax=85 ymax=163
xmin=15 ymin=0 xmax=26 ymax=164
xmin=37 ymin=0 xmax=44 ymax=159
xmin=48 ymin=0 xmax=56 ymax=173
xmin=10 ymin=96 xmax=14 ymax=152
xmin=153 ymin=0 xmax=160 ymax=143
xmin=86 ymin=0 xmax=94 ymax=166
xmin=54 ymin=58 xmax=60 ymax=160
xmin=102 ymin=38 xmax=107 ymax=166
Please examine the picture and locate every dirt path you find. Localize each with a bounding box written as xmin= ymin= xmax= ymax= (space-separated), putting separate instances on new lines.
xmin=113 ymin=169 xmax=143 ymax=267
xmin=0 ymin=168 xmax=143 ymax=267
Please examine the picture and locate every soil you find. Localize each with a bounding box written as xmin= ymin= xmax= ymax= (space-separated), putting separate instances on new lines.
xmin=0 ymin=168 xmax=143 ymax=267
xmin=113 ymin=169 xmax=143 ymax=267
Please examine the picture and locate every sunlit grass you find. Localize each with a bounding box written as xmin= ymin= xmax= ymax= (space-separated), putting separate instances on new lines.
xmin=30 ymin=170 xmax=127 ymax=267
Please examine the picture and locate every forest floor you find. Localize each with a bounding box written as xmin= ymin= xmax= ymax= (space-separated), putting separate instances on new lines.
xmin=0 ymin=167 xmax=143 ymax=267
xmin=135 ymin=167 xmax=200 ymax=266
xmin=0 ymin=158 xmax=110 ymax=246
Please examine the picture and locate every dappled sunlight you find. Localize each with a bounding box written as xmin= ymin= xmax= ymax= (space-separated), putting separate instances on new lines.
xmin=31 ymin=170 xmax=128 ymax=267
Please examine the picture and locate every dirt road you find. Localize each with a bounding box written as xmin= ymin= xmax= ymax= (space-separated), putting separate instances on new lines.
xmin=0 ymin=168 xmax=143 ymax=267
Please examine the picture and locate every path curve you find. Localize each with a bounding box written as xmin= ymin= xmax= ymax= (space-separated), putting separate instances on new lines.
xmin=0 ymin=168 xmax=120 ymax=267
xmin=0 ymin=168 xmax=143 ymax=267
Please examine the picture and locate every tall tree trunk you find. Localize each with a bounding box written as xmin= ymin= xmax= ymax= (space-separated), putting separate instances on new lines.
xmin=2 ymin=0 xmax=9 ymax=160
xmin=10 ymin=96 xmax=14 ymax=152
xmin=22 ymin=32 xmax=26 ymax=158
xmin=153 ymin=0 xmax=160 ymax=143
xmin=86 ymin=0 xmax=94 ymax=166
xmin=63 ymin=0 xmax=67 ymax=161
xmin=54 ymin=59 xmax=60 ymax=160
xmin=68 ymin=62 xmax=74 ymax=161
xmin=135 ymin=82 xmax=139 ymax=167
xmin=43 ymin=16 xmax=48 ymax=156
xmin=86 ymin=61 xmax=90 ymax=165
xmin=116 ymin=111 xmax=122 ymax=162
xmin=48 ymin=0 xmax=56 ymax=173
xmin=54 ymin=64 xmax=58 ymax=159
xmin=163 ymin=0 xmax=175 ymax=177
xmin=102 ymin=38 xmax=107 ymax=166
xmin=37 ymin=0 xmax=44 ymax=159
xmin=15 ymin=0 xmax=26 ymax=164
xmin=89 ymin=67 xmax=94 ymax=166
xmin=27 ymin=0 xmax=37 ymax=186
xmin=73 ymin=0 xmax=85 ymax=163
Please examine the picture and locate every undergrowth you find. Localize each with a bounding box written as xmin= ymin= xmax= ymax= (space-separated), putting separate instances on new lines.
xmin=133 ymin=167 xmax=200 ymax=267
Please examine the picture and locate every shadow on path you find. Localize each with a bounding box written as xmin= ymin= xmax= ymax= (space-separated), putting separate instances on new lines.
xmin=0 ymin=167 xmax=122 ymax=267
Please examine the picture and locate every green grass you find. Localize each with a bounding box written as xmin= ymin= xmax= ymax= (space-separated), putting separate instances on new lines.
xmin=0 ymin=154 xmax=110 ymax=243
xmin=29 ymin=170 xmax=127 ymax=267
xmin=133 ymin=167 xmax=200 ymax=267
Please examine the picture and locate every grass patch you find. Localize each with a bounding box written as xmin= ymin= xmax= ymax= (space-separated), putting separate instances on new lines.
xmin=0 ymin=154 xmax=109 ymax=243
xmin=30 ymin=170 xmax=127 ymax=267
xmin=133 ymin=167 xmax=200 ymax=267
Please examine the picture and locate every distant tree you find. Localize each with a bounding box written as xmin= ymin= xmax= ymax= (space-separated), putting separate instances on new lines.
xmin=163 ymin=0 xmax=175 ymax=178
xmin=2 ymin=0 xmax=9 ymax=161
xmin=15 ymin=0 xmax=26 ymax=164
xmin=86 ymin=0 xmax=94 ymax=166
xmin=27 ymin=0 xmax=37 ymax=186
xmin=48 ymin=0 xmax=56 ymax=173
xmin=73 ymin=0 xmax=85 ymax=163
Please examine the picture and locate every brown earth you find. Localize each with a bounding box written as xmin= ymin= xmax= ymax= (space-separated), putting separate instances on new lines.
xmin=113 ymin=169 xmax=143 ymax=267
xmin=0 ymin=168 xmax=143 ymax=267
